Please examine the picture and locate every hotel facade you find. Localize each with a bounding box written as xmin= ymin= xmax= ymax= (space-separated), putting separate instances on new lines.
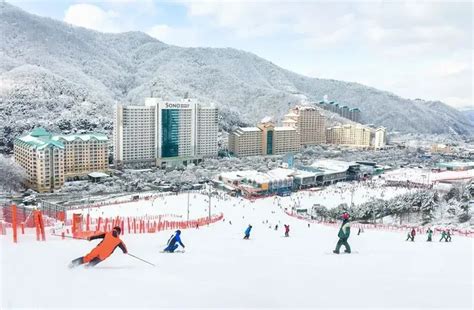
xmin=326 ymin=124 xmax=371 ymax=148
xmin=283 ymin=106 xmax=326 ymax=145
xmin=373 ymin=127 xmax=387 ymax=149
xmin=114 ymin=98 xmax=218 ymax=168
xmin=229 ymin=105 xmax=326 ymax=157
xmin=14 ymin=128 xmax=109 ymax=192
xmin=229 ymin=119 xmax=300 ymax=157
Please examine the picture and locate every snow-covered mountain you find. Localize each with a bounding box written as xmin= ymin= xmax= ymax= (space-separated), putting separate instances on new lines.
xmin=461 ymin=109 xmax=474 ymax=125
xmin=1 ymin=2 xmax=473 ymax=153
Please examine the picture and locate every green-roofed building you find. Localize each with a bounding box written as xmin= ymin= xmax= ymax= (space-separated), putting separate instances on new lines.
xmin=349 ymin=108 xmax=361 ymax=123
xmin=436 ymin=162 xmax=474 ymax=171
xmin=14 ymin=128 xmax=109 ymax=192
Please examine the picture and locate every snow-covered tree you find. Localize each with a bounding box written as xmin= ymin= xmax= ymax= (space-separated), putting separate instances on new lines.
xmin=0 ymin=155 xmax=26 ymax=192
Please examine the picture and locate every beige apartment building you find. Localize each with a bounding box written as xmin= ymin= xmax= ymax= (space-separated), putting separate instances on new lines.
xmin=273 ymin=127 xmax=300 ymax=154
xmin=283 ymin=106 xmax=326 ymax=145
xmin=14 ymin=128 xmax=109 ymax=192
xmin=52 ymin=133 xmax=109 ymax=178
xmin=229 ymin=119 xmax=299 ymax=157
xmin=228 ymin=127 xmax=262 ymax=157
xmin=326 ymin=124 xmax=371 ymax=148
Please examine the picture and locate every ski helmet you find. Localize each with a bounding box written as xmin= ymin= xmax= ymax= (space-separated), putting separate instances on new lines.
xmin=176 ymin=230 xmax=181 ymax=235
xmin=113 ymin=226 xmax=121 ymax=235
xmin=341 ymin=212 xmax=350 ymax=220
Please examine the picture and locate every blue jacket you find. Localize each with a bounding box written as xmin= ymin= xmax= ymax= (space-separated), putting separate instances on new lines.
xmin=167 ymin=232 xmax=185 ymax=248
xmin=245 ymin=226 xmax=252 ymax=235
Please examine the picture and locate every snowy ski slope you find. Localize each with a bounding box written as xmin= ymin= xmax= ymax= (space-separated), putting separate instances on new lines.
xmin=1 ymin=193 xmax=472 ymax=309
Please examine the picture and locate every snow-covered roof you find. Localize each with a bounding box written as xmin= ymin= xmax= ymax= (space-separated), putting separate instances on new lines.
xmin=88 ymin=172 xmax=109 ymax=178
xmin=260 ymin=116 xmax=273 ymax=123
xmin=239 ymin=127 xmax=261 ymax=132
xmin=274 ymin=127 xmax=296 ymax=131
xmin=16 ymin=129 xmax=108 ymax=150
xmin=248 ymin=174 xmax=271 ymax=184
xmin=220 ymin=170 xmax=257 ymax=181
xmin=221 ymin=168 xmax=293 ymax=184
xmin=311 ymin=159 xmax=356 ymax=174
xmin=437 ymin=161 xmax=474 ymax=168
xmin=293 ymin=170 xmax=316 ymax=178
xmin=266 ymin=168 xmax=294 ymax=180
xmin=53 ymin=133 xmax=108 ymax=142
xmin=283 ymin=119 xmax=297 ymax=123
xmin=16 ymin=132 xmax=64 ymax=150
xmin=285 ymin=111 xmax=298 ymax=117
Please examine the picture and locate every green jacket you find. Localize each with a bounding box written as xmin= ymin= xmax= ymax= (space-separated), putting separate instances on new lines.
xmin=338 ymin=220 xmax=351 ymax=240
xmin=427 ymin=230 xmax=433 ymax=237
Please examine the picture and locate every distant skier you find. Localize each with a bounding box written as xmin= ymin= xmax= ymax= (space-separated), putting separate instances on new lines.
xmin=163 ymin=230 xmax=185 ymax=253
xmin=439 ymin=230 xmax=447 ymax=242
xmin=284 ymin=224 xmax=290 ymax=237
xmin=243 ymin=225 xmax=252 ymax=240
xmin=406 ymin=228 xmax=416 ymax=242
xmin=358 ymin=227 xmax=362 ymax=235
xmin=275 ymin=224 xmax=278 ymax=231
xmin=426 ymin=228 xmax=433 ymax=242
xmin=446 ymin=230 xmax=452 ymax=242
xmin=69 ymin=226 xmax=127 ymax=268
xmin=333 ymin=212 xmax=351 ymax=254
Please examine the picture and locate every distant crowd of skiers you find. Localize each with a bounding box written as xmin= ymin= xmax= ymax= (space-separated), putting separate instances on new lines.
xmin=406 ymin=228 xmax=452 ymax=242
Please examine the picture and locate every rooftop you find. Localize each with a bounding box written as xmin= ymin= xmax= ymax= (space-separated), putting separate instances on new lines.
xmin=53 ymin=133 xmax=108 ymax=142
xmin=284 ymin=111 xmax=298 ymax=118
xmin=239 ymin=127 xmax=261 ymax=132
xmin=16 ymin=129 xmax=64 ymax=150
xmin=16 ymin=129 xmax=108 ymax=150
xmin=88 ymin=172 xmax=109 ymax=178
xmin=274 ymin=126 xmax=296 ymax=131
xmin=437 ymin=162 xmax=474 ymax=168
xmin=311 ymin=159 xmax=357 ymax=174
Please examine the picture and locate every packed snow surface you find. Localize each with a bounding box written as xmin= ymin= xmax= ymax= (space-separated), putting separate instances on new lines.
xmin=66 ymin=180 xmax=418 ymax=219
xmin=1 ymin=192 xmax=472 ymax=309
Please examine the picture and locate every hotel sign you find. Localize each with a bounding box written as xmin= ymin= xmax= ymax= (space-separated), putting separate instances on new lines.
xmin=162 ymin=102 xmax=191 ymax=109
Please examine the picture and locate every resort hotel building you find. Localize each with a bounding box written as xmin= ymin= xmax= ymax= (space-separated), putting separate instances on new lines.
xmin=14 ymin=128 xmax=109 ymax=192
xmin=114 ymin=98 xmax=218 ymax=168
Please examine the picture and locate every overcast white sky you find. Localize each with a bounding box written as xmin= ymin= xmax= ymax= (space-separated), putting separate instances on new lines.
xmin=10 ymin=0 xmax=473 ymax=110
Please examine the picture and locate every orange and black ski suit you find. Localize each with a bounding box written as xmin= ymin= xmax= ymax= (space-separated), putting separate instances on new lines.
xmin=83 ymin=231 xmax=127 ymax=263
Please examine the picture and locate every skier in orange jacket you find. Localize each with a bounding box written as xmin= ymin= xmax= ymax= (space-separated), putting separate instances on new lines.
xmin=69 ymin=226 xmax=127 ymax=268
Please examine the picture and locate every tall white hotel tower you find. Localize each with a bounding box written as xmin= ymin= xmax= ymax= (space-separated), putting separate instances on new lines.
xmin=114 ymin=98 xmax=218 ymax=168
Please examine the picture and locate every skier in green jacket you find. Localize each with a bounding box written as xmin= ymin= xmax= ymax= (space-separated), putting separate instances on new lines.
xmin=426 ymin=228 xmax=433 ymax=242
xmin=439 ymin=230 xmax=447 ymax=242
xmin=333 ymin=212 xmax=351 ymax=254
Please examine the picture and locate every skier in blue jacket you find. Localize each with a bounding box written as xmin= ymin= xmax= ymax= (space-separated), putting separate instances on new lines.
xmin=163 ymin=230 xmax=185 ymax=253
xmin=243 ymin=224 xmax=252 ymax=239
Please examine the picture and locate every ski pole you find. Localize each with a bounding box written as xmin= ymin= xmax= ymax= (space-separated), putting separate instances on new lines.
xmin=51 ymin=234 xmax=86 ymax=240
xmin=127 ymin=253 xmax=156 ymax=267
